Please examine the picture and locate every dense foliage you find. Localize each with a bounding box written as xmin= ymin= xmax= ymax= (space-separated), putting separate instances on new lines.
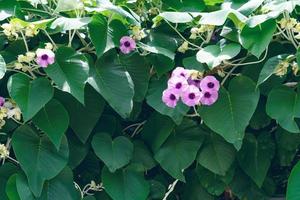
xmin=0 ymin=0 xmax=300 ymax=199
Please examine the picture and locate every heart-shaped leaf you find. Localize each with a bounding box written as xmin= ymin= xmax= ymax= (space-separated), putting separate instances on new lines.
xmin=237 ymin=133 xmax=275 ymax=187
xmin=33 ymin=99 xmax=69 ymax=150
xmin=154 ymin=120 xmax=205 ymax=181
xmin=196 ymin=43 xmax=241 ymax=69
xmin=12 ymin=125 xmax=69 ymax=197
xmin=197 ymin=133 xmax=236 ymax=176
xmin=287 ymin=161 xmax=300 ymax=200
xmin=88 ymin=50 xmax=134 ymax=118
xmin=102 ymin=167 xmax=150 ymax=200
xmin=45 ymin=46 xmax=89 ymax=104
xmin=7 ymin=74 xmax=54 ymax=122
xmin=239 ymin=19 xmax=276 ymax=58
xmin=199 ymin=76 xmax=260 ymax=149
xmin=266 ymin=86 xmax=300 ymax=133
xmin=92 ymin=132 xmax=134 ymax=172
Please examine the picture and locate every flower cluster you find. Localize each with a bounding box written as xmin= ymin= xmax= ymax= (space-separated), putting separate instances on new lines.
xmin=162 ymin=67 xmax=220 ymax=108
xmin=0 ymin=144 xmax=9 ymax=159
xmin=0 ymin=97 xmax=21 ymax=129
xmin=274 ymin=59 xmax=299 ymax=77
xmin=131 ymin=26 xmax=147 ymax=41
xmin=14 ymin=43 xmax=55 ymax=71
xmin=1 ymin=20 xmax=38 ymax=40
xmin=278 ymin=17 xmax=300 ymax=39
xmin=190 ymin=25 xmax=215 ymax=39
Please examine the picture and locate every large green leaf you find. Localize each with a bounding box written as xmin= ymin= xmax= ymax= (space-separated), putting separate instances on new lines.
xmin=50 ymin=17 xmax=91 ymax=31
xmin=257 ymin=54 xmax=288 ymax=86
xmin=33 ymin=99 xmax=69 ymax=150
xmin=197 ymin=133 xmax=236 ymax=176
xmin=6 ymin=174 xmax=20 ymax=200
xmin=239 ymin=19 xmax=276 ymax=58
xmin=45 ymin=47 xmax=89 ymax=104
xmin=88 ymin=14 xmax=108 ymax=57
xmin=7 ymin=74 xmax=54 ymax=122
xmin=0 ymin=0 xmax=20 ymax=21
xmin=119 ymin=53 xmax=151 ymax=102
xmin=0 ymin=54 xmax=6 ymax=79
xmin=141 ymin=112 xmax=175 ymax=153
xmin=12 ymin=125 xmax=69 ymax=197
xmin=55 ymin=0 xmax=83 ymax=12
xmin=39 ymin=168 xmax=79 ymax=200
xmin=199 ymin=76 xmax=260 ymax=149
xmin=92 ymin=133 xmax=134 ymax=172
xmin=266 ymin=86 xmax=300 ymax=133
xmin=88 ymin=50 xmax=134 ymax=118
xmin=55 ymin=85 xmax=105 ymax=143
xmin=15 ymin=173 xmax=36 ymax=200
xmin=102 ymin=167 xmax=150 ymax=200
xmin=237 ymin=133 xmax=275 ymax=187
xmin=287 ymin=161 xmax=300 ymax=200
xmin=146 ymin=76 xmax=189 ymax=125
xmin=154 ymin=120 xmax=205 ymax=181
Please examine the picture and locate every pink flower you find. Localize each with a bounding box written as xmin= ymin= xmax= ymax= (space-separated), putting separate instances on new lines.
xmin=200 ymin=76 xmax=220 ymax=91
xmin=167 ymin=76 xmax=189 ymax=95
xmin=162 ymin=89 xmax=179 ymax=108
xmin=120 ymin=36 xmax=136 ymax=54
xmin=0 ymin=97 xmax=4 ymax=107
xmin=171 ymin=67 xmax=189 ymax=79
xmin=200 ymin=90 xmax=218 ymax=106
xmin=36 ymin=48 xmax=55 ymax=68
xmin=181 ymin=85 xmax=202 ymax=107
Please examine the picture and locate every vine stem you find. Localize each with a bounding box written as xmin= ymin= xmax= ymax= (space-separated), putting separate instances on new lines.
xmin=43 ymin=30 xmax=58 ymax=49
xmin=163 ymin=179 xmax=179 ymax=200
xmin=20 ymin=31 xmax=29 ymax=52
xmin=164 ymin=19 xmax=202 ymax=49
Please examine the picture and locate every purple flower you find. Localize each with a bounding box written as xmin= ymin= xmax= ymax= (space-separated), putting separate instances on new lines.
xmin=162 ymin=89 xmax=179 ymax=108
xmin=200 ymin=90 xmax=218 ymax=106
xmin=0 ymin=97 xmax=4 ymax=107
xmin=200 ymin=76 xmax=220 ymax=91
xmin=171 ymin=67 xmax=189 ymax=79
xmin=181 ymin=85 xmax=202 ymax=107
xmin=120 ymin=36 xmax=136 ymax=54
xmin=36 ymin=48 xmax=55 ymax=68
xmin=167 ymin=76 xmax=189 ymax=94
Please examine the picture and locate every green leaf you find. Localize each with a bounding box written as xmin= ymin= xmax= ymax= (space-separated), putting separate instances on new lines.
xmin=55 ymin=0 xmax=84 ymax=12
xmin=275 ymin=128 xmax=300 ymax=166
xmin=102 ymin=167 xmax=150 ymax=200
xmin=0 ymin=163 xmax=18 ymax=200
xmin=146 ymin=76 xmax=189 ymax=125
xmin=88 ymin=14 xmax=108 ymax=57
xmin=50 ymin=17 xmax=91 ymax=31
xmin=12 ymin=125 xmax=69 ymax=197
xmin=45 ymin=46 xmax=89 ymax=104
xmin=287 ymin=161 xmax=300 ymax=200
xmin=130 ymin=141 xmax=156 ymax=172
xmin=239 ymin=19 xmax=276 ymax=58
xmin=199 ymin=76 xmax=260 ymax=149
xmin=183 ymin=56 xmax=206 ymax=71
xmin=39 ymin=168 xmax=79 ymax=200
xmin=0 ymin=0 xmax=20 ymax=21
xmin=158 ymin=12 xmax=201 ymax=23
xmin=154 ymin=120 xmax=205 ymax=181
xmin=237 ymin=133 xmax=275 ymax=187
xmin=0 ymin=54 xmax=6 ymax=79
xmin=55 ymin=85 xmax=105 ymax=143
xmin=141 ymin=112 xmax=175 ymax=153
xmin=196 ymin=43 xmax=241 ymax=69
xmin=6 ymin=174 xmax=20 ymax=200
xmin=32 ymin=99 xmax=69 ymax=150
xmin=92 ymin=133 xmax=134 ymax=172
xmin=15 ymin=173 xmax=36 ymax=200
xmin=197 ymin=133 xmax=236 ymax=176
xmin=88 ymin=50 xmax=134 ymax=118
xmin=7 ymin=74 xmax=54 ymax=122
xmin=119 ymin=53 xmax=151 ymax=102
xmin=257 ymin=54 xmax=288 ymax=86
xmin=297 ymin=47 xmax=300 ymax=70
xmin=266 ymin=86 xmax=300 ymax=133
